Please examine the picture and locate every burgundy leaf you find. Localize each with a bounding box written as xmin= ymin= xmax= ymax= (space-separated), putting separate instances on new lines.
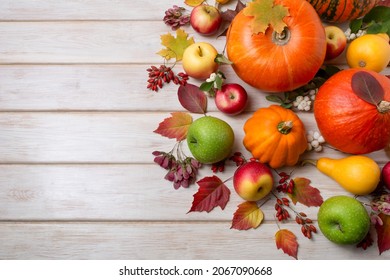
xmin=221 ymin=0 xmax=246 ymax=22
xmin=351 ymin=71 xmax=384 ymax=106
xmin=288 ymin=177 xmax=323 ymax=207
xmin=188 ymin=175 xmax=230 ymax=213
xmin=376 ymin=213 xmax=390 ymax=255
xmin=178 ymin=83 xmax=207 ymax=114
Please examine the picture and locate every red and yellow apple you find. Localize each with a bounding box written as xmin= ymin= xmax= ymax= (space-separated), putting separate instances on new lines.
xmin=233 ymin=161 xmax=274 ymax=201
xmin=215 ymin=83 xmax=248 ymax=115
xmin=190 ymin=4 xmax=222 ymax=36
xmin=324 ymin=25 xmax=347 ymax=61
xmin=182 ymin=42 xmax=219 ymax=80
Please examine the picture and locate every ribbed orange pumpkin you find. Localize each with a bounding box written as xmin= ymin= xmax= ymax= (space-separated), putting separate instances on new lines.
xmin=243 ymin=105 xmax=308 ymax=169
xmin=226 ymin=0 xmax=326 ymax=93
xmin=314 ymin=68 xmax=390 ymax=154
xmin=307 ymin=0 xmax=378 ymax=22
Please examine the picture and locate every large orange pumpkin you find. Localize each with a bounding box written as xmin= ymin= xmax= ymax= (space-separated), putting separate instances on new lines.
xmin=314 ymin=68 xmax=390 ymax=154
xmin=226 ymin=0 xmax=326 ymax=93
xmin=243 ymin=105 xmax=308 ymax=169
xmin=306 ymin=0 xmax=379 ymax=22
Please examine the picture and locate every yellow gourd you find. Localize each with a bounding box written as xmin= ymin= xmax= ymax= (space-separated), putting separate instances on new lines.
xmin=307 ymin=155 xmax=380 ymax=195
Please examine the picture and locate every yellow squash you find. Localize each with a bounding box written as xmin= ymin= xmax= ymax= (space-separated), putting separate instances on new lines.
xmin=315 ymin=155 xmax=380 ymax=195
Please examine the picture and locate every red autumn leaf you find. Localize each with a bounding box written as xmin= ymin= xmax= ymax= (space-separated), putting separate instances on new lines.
xmin=288 ymin=177 xmax=323 ymax=207
xmin=275 ymin=229 xmax=298 ymax=259
xmin=188 ymin=175 xmax=230 ymax=213
xmin=231 ymin=201 xmax=264 ymax=230
xmin=153 ymin=112 xmax=192 ymax=141
xmin=178 ymin=83 xmax=207 ymax=114
xmin=376 ymin=213 xmax=390 ymax=255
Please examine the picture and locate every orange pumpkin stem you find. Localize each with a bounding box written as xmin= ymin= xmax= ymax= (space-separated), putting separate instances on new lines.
xmin=378 ymin=101 xmax=390 ymax=114
xmin=277 ymin=120 xmax=293 ymax=134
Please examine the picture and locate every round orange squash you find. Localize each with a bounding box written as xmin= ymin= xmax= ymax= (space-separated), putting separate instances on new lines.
xmin=243 ymin=105 xmax=308 ymax=169
xmin=314 ymin=68 xmax=390 ymax=154
xmin=226 ymin=0 xmax=326 ymax=93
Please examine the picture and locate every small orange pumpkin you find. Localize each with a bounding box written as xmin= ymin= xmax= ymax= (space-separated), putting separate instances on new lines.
xmin=243 ymin=105 xmax=308 ymax=169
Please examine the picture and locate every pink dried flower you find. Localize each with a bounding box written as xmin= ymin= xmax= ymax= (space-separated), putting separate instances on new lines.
xmin=378 ymin=202 xmax=390 ymax=215
xmin=163 ymin=5 xmax=190 ymax=30
xmin=370 ymin=213 xmax=384 ymax=226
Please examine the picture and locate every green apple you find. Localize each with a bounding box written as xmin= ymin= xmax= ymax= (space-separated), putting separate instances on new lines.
xmin=186 ymin=116 xmax=234 ymax=164
xmin=317 ymin=195 xmax=370 ymax=245
xmin=233 ymin=161 xmax=274 ymax=201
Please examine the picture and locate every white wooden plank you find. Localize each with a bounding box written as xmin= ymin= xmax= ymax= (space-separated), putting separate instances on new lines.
xmin=0 ymin=21 xmax=227 ymax=64
xmin=0 ymin=64 xmax=290 ymax=111
xmin=0 ymin=112 xmax=388 ymax=163
xmin=0 ymin=163 xmax=364 ymax=220
xmin=0 ymin=0 xmax=241 ymax=21
xmin=0 ymin=0 xmax=171 ymax=21
xmin=0 ymin=221 xmax=386 ymax=259
xmin=5 ymin=65 xmax=390 ymax=112
xmin=1 ymin=64 xmax=389 ymax=112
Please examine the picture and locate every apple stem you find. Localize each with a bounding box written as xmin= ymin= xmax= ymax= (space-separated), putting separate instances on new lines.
xmin=198 ymin=46 xmax=203 ymax=57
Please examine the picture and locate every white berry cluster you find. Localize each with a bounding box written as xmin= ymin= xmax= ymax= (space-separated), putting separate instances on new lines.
xmin=306 ymin=130 xmax=325 ymax=152
xmin=345 ymin=28 xmax=366 ymax=42
xmin=293 ymin=89 xmax=317 ymax=111
xmin=206 ymin=72 xmax=224 ymax=87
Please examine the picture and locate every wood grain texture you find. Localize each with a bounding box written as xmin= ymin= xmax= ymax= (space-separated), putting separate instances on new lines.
xmin=0 ymin=0 xmax=389 ymax=260
xmin=0 ymin=164 xmax=361 ymax=220
xmin=0 ymin=222 xmax=384 ymax=260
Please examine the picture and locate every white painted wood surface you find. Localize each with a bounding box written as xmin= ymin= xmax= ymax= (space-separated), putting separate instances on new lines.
xmin=0 ymin=0 xmax=389 ymax=260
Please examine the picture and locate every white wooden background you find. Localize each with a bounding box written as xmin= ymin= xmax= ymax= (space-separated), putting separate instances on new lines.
xmin=0 ymin=0 xmax=389 ymax=260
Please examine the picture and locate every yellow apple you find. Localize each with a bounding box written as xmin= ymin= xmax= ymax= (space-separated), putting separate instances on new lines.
xmin=233 ymin=161 xmax=274 ymax=201
xmin=182 ymin=42 xmax=219 ymax=80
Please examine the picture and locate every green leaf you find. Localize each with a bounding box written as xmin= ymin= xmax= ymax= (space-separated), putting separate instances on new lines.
xmin=214 ymin=76 xmax=223 ymax=90
xmin=266 ymin=95 xmax=283 ymax=104
xmin=350 ymin=18 xmax=363 ymax=34
xmin=199 ymin=82 xmax=214 ymax=92
xmin=363 ymin=6 xmax=390 ymax=24
xmin=366 ymin=22 xmax=387 ymax=34
xmin=215 ymin=54 xmax=233 ymax=65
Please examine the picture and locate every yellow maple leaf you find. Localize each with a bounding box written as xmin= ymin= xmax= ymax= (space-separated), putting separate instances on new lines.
xmin=157 ymin=28 xmax=195 ymax=61
xmin=184 ymin=0 xmax=205 ymax=7
xmin=244 ymin=0 xmax=290 ymax=34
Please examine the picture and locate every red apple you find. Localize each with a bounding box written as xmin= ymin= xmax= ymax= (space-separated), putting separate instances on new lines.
xmin=190 ymin=4 xmax=222 ymax=36
xmin=215 ymin=83 xmax=248 ymax=115
xmin=324 ymin=25 xmax=347 ymax=61
xmin=382 ymin=161 xmax=390 ymax=190
xmin=233 ymin=161 xmax=274 ymax=201
xmin=182 ymin=42 xmax=219 ymax=80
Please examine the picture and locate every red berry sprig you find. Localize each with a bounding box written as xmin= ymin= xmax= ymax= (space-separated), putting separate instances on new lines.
xmin=229 ymin=152 xmax=247 ymax=167
xmin=295 ymin=212 xmax=317 ymax=239
xmin=147 ymin=65 xmax=189 ymax=92
xmin=211 ymin=159 xmax=226 ymax=173
xmin=276 ymin=171 xmax=295 ymax=194
xmin=275 ymin=197 xmax=291 ymax=221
